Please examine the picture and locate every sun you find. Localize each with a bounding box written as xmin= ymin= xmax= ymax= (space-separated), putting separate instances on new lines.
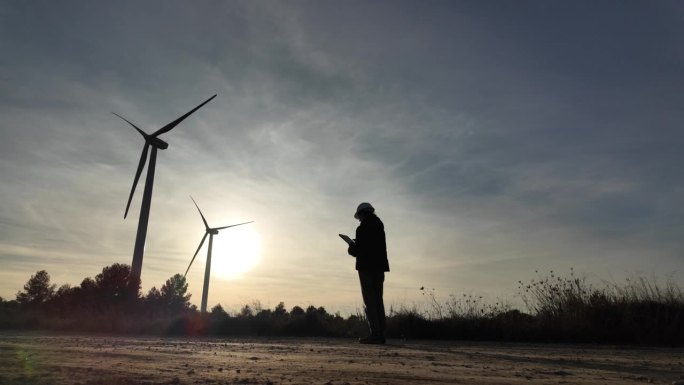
xmin=210 ymin=225 xmax=262 ymax=280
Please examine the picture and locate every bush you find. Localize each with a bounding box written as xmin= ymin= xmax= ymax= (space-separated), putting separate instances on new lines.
xmin=517 ymin=270 xmax=684 ymax=344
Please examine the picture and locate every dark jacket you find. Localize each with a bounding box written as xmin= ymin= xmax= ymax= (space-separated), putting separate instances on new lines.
xmin=348 ymin=213 xmax=389 ymax=272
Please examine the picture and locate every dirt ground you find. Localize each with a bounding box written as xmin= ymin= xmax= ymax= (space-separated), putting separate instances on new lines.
xmin=0 ymin=333 xmax=682 ymax=385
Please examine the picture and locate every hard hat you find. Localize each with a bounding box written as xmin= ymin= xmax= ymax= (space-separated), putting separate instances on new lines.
xmin=354 ymin=202 xmax=375 ymax=219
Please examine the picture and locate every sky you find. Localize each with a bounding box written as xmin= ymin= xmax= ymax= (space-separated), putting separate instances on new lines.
xmin=1 ymin=1 xmax=682 ymax=314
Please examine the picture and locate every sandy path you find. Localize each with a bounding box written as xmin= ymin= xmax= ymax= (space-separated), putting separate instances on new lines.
xmin=0 ymin=333 xmax=682 ymax=385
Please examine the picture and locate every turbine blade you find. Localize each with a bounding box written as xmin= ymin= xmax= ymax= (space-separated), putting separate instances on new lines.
xmin=124 ymin=143 xmax=149 ymax=219
xmin=190 ymin=196 xmax=210 ymax=229
xmin=112 ymin=112 xmax=148 ymax=138
xmin=184 ymin=232 xmax=208 ymax=277
xmin=152 ymin=94 xmax=217 ymax=137
xmin=215 ymin=221 xmax=254 ymax=230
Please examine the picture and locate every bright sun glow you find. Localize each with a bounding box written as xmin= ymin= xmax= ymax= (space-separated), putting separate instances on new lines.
xmin=210 ymin=225 xmax=262 ymax=280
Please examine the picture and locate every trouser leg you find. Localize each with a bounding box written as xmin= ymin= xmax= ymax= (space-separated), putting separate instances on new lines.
xmin=358 ymin=271 xmax=376 ymax=334
xmin=375 ymin=272 xmax=386 ymax=334
xmin=359 ymin=271 xmax=385 ymax=336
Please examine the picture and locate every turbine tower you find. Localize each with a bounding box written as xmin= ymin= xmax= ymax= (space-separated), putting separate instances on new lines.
xmin=114 ymin=94 xmax=217 ymax=285
xmin=184 ymin=196 xmax=253 ymax=313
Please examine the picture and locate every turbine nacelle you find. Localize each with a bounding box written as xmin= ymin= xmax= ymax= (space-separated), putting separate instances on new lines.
xmin=147 ymin=136 xmax=169 ymax=150
xmin=209 ymin=229 xmax=219 ymax=235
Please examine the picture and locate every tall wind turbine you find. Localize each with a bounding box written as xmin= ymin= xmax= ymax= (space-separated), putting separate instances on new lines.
xmin=114 ymin=94 xmax=217 ymax=285
xmin=184 ymin=196 xmax=253 ymax=313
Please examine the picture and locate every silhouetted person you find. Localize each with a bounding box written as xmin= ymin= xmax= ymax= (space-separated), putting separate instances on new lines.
xmin=347 ymin=202 xmax=389 ymax=344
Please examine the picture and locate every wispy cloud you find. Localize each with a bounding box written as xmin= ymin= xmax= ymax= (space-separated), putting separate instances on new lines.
xmin=1 ymin=1 xmax=682 ymax=311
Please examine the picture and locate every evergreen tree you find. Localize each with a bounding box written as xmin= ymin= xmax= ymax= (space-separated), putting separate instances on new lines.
xmin=160 ymin=274 xmax=191 ymax=313
xmin=95 ymin=263 xmax=140 ymax=304
xmin=16 ymin=270 xmax=56 ymax=305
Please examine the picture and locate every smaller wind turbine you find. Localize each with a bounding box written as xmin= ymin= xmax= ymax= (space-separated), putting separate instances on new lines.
xmin=184 ymin=196 xmax=253 ymax=313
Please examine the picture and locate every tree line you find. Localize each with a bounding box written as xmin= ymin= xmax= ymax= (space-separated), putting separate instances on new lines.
xmin=0 ymin=264 xmax=361 ymax=336
xmin=1 ymin=264 xmax=193 ymax=331
xmin=1 ymin=266 xmax=683 ymax=345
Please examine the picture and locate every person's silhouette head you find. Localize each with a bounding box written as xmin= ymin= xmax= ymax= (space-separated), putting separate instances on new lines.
xmin=354 ymin=202 xmax=375 ymax=221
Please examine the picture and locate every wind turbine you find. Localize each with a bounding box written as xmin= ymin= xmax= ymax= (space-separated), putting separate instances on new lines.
xmin=184 ymin=196 xmax=253 ymax=313
xmin=114 ymin=94 xmax=217 ymax=285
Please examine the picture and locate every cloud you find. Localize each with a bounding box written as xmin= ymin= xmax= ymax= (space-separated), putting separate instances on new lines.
xmin=1 ymin=1 xmax=683 ymax=309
